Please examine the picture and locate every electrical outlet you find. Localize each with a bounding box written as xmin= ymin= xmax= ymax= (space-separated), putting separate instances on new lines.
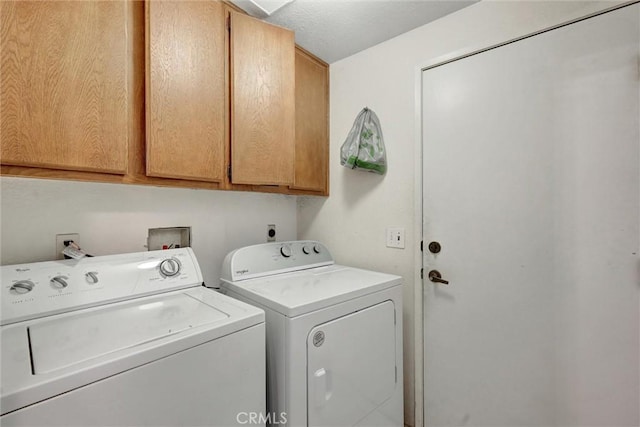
xmin=267 ymin=224 xmax=276 ymax=242
xmin=55 ymin=233 xmax=79 ymax=259
xmin=386 ymin=227 xmax=405 ymax=249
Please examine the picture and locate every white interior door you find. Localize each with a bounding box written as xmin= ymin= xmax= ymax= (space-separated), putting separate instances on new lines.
xmin=422 ymin=5 xmax=639 ymax=426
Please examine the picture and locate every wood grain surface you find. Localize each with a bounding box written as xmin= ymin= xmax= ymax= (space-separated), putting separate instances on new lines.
xmin=292 ymin=48 xmax=329 ymax=194
xmin=230 ymin=11 xmax=295 ymax=185
xmin=146 ymin=1 xmax=226 ymax=182
xmin=1 ymin=1 xmax=128 ymax=174
xmin=2 ymin=2 xmax=327 ymax=197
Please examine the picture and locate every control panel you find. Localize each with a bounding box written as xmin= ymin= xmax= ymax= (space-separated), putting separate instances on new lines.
xmin=220 ymin=241 xmax=334 ymax=282
xmin=1 ymin=248 xmax=203 ymax=326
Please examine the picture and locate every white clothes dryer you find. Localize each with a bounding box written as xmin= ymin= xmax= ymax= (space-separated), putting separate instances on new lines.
xmin=1 ymin=248 xmax=265 ymax=426
xmin=220 ymin=241 xmax=403 ymax=427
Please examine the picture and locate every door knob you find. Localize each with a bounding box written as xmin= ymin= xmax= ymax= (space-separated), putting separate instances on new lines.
xmin=428 ymin=270 xmax=449 ymax=285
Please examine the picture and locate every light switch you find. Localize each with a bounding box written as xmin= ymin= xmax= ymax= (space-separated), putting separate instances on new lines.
xmin=386 ymin=227 xmax=405 ymax=249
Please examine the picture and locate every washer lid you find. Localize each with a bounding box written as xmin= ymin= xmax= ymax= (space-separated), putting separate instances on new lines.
xmin=221 ymin=264 xmax=402 ymax=317
xmin=29 ymin=293 xmax=227 ymax=374
xmin=1 ymin=287 xmax=264 ymax=416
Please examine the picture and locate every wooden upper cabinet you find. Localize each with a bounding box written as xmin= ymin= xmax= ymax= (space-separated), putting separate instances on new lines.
xmin=292 ymin=48 xmax=329 ymax=194
xmin=0 ymin=1 xmax=129 ymax=174
xmin=146 ymin=1 xmax=226 ymax=182
xmin=230 ymin=11 xmax=295 ymax=186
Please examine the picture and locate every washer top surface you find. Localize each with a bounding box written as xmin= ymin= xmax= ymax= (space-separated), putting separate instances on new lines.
xmin=1 ymin=249 xmax=264 ymax=416
xmin=1 ymin=248 xmax=204 ymax=326
xmin=220 ymin=241 xmax=402 ymax=317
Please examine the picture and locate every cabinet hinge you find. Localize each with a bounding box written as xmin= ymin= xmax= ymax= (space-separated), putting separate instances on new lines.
xmin=420 ymin=268 xmax=424 ymax=279
xmin=227 ymin=165 xmax=232 ymax=180
xmin=395 ymin=366 xmax=398 ymax=383
xmin=420 ymin=240 xmax=423 ymax=252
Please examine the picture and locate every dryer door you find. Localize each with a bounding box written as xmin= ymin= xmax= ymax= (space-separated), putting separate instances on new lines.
xmin=307 ymin=300 xmax=397 ymax=426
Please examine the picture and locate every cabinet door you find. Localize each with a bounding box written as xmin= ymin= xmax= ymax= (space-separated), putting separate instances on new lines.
xmin=146 ymin=1 xmax=226 ymax=182
xmin=292 ymin=49 xmax=329 ymax=193
xmin=230 ymin=11 xmax=295 ymax=185
xmin=1 ymin=2 xmax=128 ymax=174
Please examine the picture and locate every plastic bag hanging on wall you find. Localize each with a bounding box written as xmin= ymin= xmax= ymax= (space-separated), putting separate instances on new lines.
xmin=340 ymin=107 xmax=387 ymax=175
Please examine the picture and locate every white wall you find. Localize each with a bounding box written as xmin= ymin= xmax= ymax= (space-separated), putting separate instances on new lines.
xmin=297 ymin=1 xmax=629 ymax=425
xmin=1 ymin=177 xmax=296 ymax=286
xmin=2 ymin=2 xmax=634 ymax=425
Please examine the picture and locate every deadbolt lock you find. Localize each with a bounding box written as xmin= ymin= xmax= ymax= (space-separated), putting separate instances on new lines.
xmin=428 ymin=241 xmax=441 ymax=253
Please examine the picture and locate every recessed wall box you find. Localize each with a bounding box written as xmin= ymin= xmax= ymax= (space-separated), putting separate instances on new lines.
xmin=147 ymin=227 xmax=191 ymax=251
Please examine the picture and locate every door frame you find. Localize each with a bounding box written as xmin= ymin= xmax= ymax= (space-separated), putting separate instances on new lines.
xmin=411 ymin=2 xmax=636 ymax=425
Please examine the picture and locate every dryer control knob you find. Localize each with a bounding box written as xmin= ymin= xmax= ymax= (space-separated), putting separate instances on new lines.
xmin=313 ymin=244 xmax=322 ymax=254
xmin=159 ymin=258 xmax=181 ymax=278
xmin=50 ymin=276 xmax=69 ymax=289
xmin=280 ymin=246 xmax=292 ymax=258
xmin=10 ymin=280 xmax=35 ymax=295
xmin=302 ymin=245 xmax=311 ymax=255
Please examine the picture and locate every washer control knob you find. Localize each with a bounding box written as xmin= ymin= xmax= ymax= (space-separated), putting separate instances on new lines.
xmin=10 ymin=280 xmax=35 ymax=295
xmin=50 ymin=276 xmax=69 ymax=289
xmin=159 ymin=257 xmax=181 ymax=277
xmin=302 ymin=245 xmax=311 ymax=255
xmin=313 ymin=244 xmax=322 ymax=254
xmin=280 ymin=245 xmax=292 ymax=258
xmin=85 ymin=271 xmax=99 ymax=284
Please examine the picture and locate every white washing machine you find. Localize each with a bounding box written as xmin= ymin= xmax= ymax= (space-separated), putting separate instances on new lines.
xmin=219 ymin=241 xmax=403 ymax=427
xmin=1 ymin=248 xmax=265 ymax=426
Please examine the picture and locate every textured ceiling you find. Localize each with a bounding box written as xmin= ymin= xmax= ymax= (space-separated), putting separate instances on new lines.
xmin=261 ymin=0 xmax=479 ymax=63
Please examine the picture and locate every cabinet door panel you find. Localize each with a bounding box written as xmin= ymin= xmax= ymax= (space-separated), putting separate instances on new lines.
xmin=1 ymin=2 xmax=128 ymax=174
xmin=146 ymin=1 xmax=226 ymax=182
xmin=230 ymin=12 xmax=295 ymax=185
xmin=292 ymin=50 xmax=329 ymax=193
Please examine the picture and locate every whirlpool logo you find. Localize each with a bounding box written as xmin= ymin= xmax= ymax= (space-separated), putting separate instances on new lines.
xmin=235 ymin=269 xmax=250 ymax=276
xmin=237 ymin=412 xmax=287 ymax=425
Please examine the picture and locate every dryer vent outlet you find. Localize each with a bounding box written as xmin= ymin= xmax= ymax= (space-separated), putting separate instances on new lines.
xmin=267 ymin=224 xmax=276 ymax=242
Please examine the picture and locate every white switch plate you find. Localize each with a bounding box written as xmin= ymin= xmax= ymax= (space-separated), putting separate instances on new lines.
xmin=386 ymin=227 xmax=405 ymax=249
xmin=55 ymin=233 xmax=79 ymax=260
